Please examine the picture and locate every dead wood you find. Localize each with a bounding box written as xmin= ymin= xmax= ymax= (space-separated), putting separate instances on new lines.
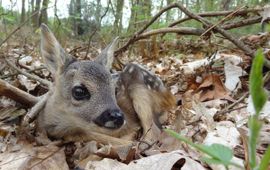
xmin=115 ymin=3 xmax=267 ymax=58
xmin=222 ymin=16 xmax=266 ymax=30
xmin=5 ymin=58 xmax=51 ymax=87
xmin=115 ymin=3 xmax=180 ymax=56
xmin=136 ymin=27 xmax=204 ymax=39
xmin=0 ymin=79 xmax=38 ymax=108
xmin=200 ymin=6 xmax=246 ymax=37
xmin=174 ymin=3 xmax=255 ymax=57
xmin=169 ymin=7 xmax=263 ymax=27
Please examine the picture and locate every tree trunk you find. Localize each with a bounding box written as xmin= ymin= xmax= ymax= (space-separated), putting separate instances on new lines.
xmin=127 ymin=0 xmax=152 ymax=33
xmin=127 ymin=0 xmax=137 ymax=33
xmin=69 ymin=0 xmax=83 ymax=36
xmin=21 ymin=0 xmax=26 ymax=23
xmin=30 ymin=0 xmax=35 ymax=13
xmin=113 ymin=0 xmax=124 ymax=35
xmin=143 ymin=0 xmax=151 ymax=20
xmin=195 ymin=0 xmax=200 ymax=12
xmin=75 ymin=0 xmax=83 ymax=35
xmin=221 ymin=0 xmax=231 ymax=10
xmin=166 ymin=0 xmax=173 ymax=23
xmin=32 ymin=0 xmax=41 ymax=27
xmin=95 ymin=0 xmax=101 ymax=31
xmin=39 ymin=0 xmax=49 ymax=25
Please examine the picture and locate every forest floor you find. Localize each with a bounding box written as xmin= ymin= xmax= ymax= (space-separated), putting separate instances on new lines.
xmin=0 ymin=23 xmax=270 ymax=169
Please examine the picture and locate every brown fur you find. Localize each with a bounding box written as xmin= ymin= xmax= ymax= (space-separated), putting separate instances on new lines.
xmin=37 ymin=24 xmax=175 ymax=146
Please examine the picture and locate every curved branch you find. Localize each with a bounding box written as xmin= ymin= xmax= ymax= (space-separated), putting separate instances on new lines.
xmin=115 ymin=3 xmax=179 ymax=56
xmin=0 ymin=79 xmax=38 ymax=108
xmin=174 ymin=3 xmax=255 ymax=57
xmin=222 ymin=16 xmax=262 ymax=30
xmin=136 ymin=27 xmax=204 ymax=40
xmin=169 ymin=8 xmax=263 ymax=27
xmin=5 ymin=58 xmax=51 ymax=87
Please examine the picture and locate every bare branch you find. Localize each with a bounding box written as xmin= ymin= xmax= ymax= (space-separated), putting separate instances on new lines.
xmin=174 ymin=3 xmax=255 ymax=57
xmin=200 ymin=6 xmax=246 ymax=37
xmin=0 ymin=79 xmax=38 ymax=108
xmin=5 ymin=58 xmax=51 ymax=87
xmin=136 ymin=27 xmax=204 ymax=40
xmin=115 ymin=3 xmax=179 ymax=56
xmin=222 ymin=16 xmax=266 ymax=30
xmin=169 ymin=8 xmax=263 ymax=27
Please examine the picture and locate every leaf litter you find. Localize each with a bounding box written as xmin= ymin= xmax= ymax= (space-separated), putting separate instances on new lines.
xmin=0 ymin=32 xmax=270 ymax=169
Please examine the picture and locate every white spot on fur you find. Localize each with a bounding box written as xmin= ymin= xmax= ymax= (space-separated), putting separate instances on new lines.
xmin=154 ymin=82 xmax=159 ymax=88
xmin=148 ymin=77 xmax=153 ymax=82
xmin=128 ymin=66 xmax=134 ymax=73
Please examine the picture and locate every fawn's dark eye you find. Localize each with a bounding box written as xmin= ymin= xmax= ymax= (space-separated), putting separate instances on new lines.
xmin=72 ymin=85 xmax=90 ymax=100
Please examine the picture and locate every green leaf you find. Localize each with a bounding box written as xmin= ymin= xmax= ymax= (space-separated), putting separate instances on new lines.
xmin=259 ymin=146 xmax=270 ymax=170
xmin=164 ymin=129 xmax=233 ymax=165
xmin=201 ymin=157 xmax=227 ymax=165
xmin=248 ymin=49 xmax=267 ymax=169
xmin=203 ymin=144 xmax=233 ymax=166
xmin=248 ymin=116 xmax=262 ymax=168
xmin=249 ymin=49 xmax=268 ymax=115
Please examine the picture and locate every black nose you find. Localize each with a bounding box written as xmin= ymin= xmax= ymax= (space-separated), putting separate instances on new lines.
xmin=93 ymin=109 xmax=124 ymax=129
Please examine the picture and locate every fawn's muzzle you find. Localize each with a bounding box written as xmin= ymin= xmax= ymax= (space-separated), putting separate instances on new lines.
xmin=94 ymin=109 xmax=124 ymax=129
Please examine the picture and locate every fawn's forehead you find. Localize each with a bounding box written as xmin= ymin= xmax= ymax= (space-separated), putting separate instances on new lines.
xmin=67 ymin=61 xmax=111 ymax=82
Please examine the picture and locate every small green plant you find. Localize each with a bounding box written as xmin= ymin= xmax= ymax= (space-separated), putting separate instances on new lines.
xmin=165 ymin=49 xmax=270 ymax=170
xmin=164 ymin=129 xmax=242 ymax=169
xmin=248 ymin=49 xmax=270 ymax=170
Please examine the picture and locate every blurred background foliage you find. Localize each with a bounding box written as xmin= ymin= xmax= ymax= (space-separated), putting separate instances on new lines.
xmin=0 ymin=0 xmax=269 ymax=50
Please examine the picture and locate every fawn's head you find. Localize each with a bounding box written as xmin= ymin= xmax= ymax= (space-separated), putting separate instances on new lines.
xmin=39 ymin=24 xmax=124 ymax=138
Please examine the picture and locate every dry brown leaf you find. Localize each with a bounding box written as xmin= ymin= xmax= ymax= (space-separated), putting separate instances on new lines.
xmin=198 ymin=74 xmax=233 ymax=102
xmin=0 ymin=145 xmax=69 ymax=170
xmin=85 ymin=151 xmax=206 ymax=170
xmin=95 ymin=143 xmax=135 ymax=163
xmin=75 ymin=141 xmax=98 ymax=160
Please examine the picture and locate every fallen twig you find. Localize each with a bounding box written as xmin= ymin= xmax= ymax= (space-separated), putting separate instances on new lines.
xmin=214 ymin=92 xmax=249 ymax=121
xmin=222 ymin=16 xmax=268 ymax=30
xmin=23 ymin=92 xmax=50 ymax=124
xmin=200 ymin=6 xmax=246 ymax=37
xmin=174 ymin=3 xmax=255 ymax=57
xmin=5 ymin=58 xmax=51 ymax=87
xmin=169 ymin=8 xmax=263 ymax=27
xmin=0 ymin=79 xmax=38 ymax=107
xmin=115 ymin=3 xmax=265 ymax=57
xmin=136 ymin=27 xmax=204 ymax=39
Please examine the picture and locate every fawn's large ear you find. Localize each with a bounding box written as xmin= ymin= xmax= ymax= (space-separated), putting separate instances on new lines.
xmin=95 ymin=37 xmax=118 ymax=71
xmin=40 ymin=24 xmax=73 ymax=75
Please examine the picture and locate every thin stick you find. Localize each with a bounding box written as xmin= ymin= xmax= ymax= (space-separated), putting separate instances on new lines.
xmin=174 ymin=3 xmax=255 ymax=57
xmin=169 ymin=8 xmax=263 ymax=27
xmin=200 ymin=6 xmax=246 ymax=37
xmin=136 ymin=27 xmax=204 ymax=39
xmin=0 ymin=79 xmax=38 ymax=107
xmin=214 ymin=92 xmax=249 ymax=120
xmin=5 ymin=58 xmax=51 ymax=87
xmin=115 ymin=3 xmax=179 ymax=56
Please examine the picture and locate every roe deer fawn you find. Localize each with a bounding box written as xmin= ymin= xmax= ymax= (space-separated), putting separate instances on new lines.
xmin=37 ymin=24 xmax=175 ymax=145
